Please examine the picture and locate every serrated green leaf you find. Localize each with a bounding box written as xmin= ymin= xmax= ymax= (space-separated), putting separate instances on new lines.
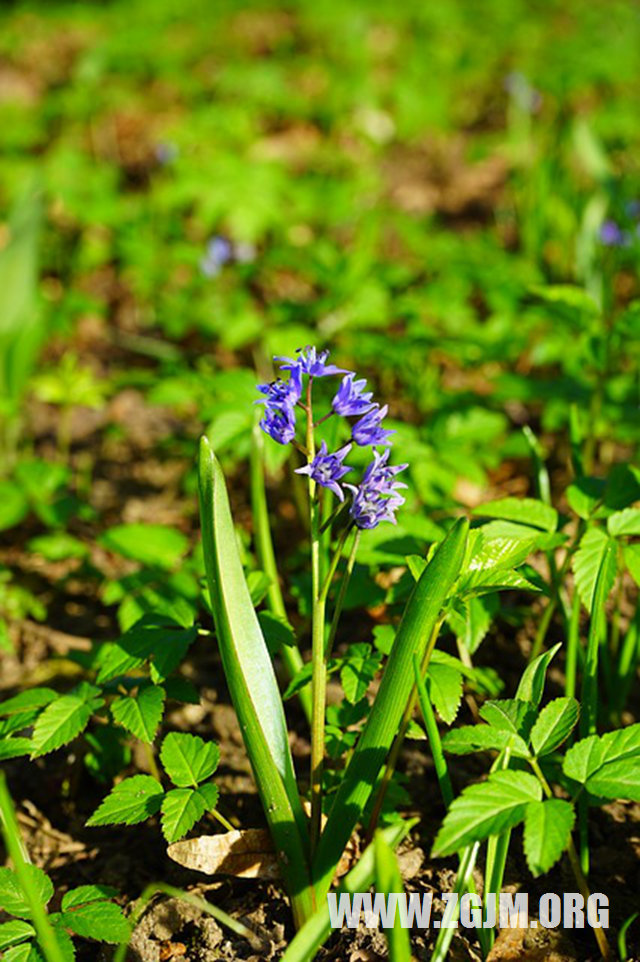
xmin=86 ymin=775 xmax=164 ymax=827
xmin=258 ymin=611 xmax=296 ymax=654
xmin=0 ymin=738 xmax=32 ymax=760
xmin=0 ymin=482 xmax=29 ymax=532
xmin=530 ymin=698 xmax=579 ymax=757
xmin=0 ymin=866 xmax=53 ymax=918
xmin=48 ymin=925 xmax=75 ymax=962
xmin=4 ymin=943 xmax=32 ymax=962
xmin=572 ymin=528 xmax=617 ymax=614
xmin=479 ymin=698 xmax=535 ymax=738
xmin=608 ymin=508 xmax=640 ymax=538
xmin=61 ymin=886 xmax=118 ymax=911
xmin=30 ymin=683 xmax=103 ymax=758
xmin=111 ymin=685 xmax=165 ymax=744
xmin=432 ymin=770 xmax=542 ymax=857
xmin=160 ymin=732 xmax=219 ymax=787
xmin=196 ymin=781 xmax=220 ymax=811
xmin=524 ymin=799 xmax=575 ymax=876
xmin=163 ymin=677 xmax=200 ymax=704
xmin=426 ymin=663 xmax=463 ymax=724
xmin=472 ymin=498 xmax=558 ymax=533
xmin=566 ymin=477 xmax=605 ymax=519
xmin=531 ymin=284 xmax=599 ymax=315
xmin=447 ymin=595 xmax=496 ymax=654
xmin=0 ymin=921 xmax=35 ymax=950
xmin=515 ymin=643 xmax=561 ymax=708
xmin=563 ymin=724 xmax=640 ymax=800
xmin=97 ymin=619 xmax=197 ymax=685
xmin=340 ymin=644 xmax=381 ymax=705
xmin=60 ymin=900 xmax=129 ymax=943
xmin=0 ymin=689 xmax=57 ymax=717
xmin=442 ymin=726 xmax=530 ymax=758
xmin=98 ymin=524 xmax=188 ymax=570
xmin=457 ymin=534 xmax=537 ymax=595
xmin=160 ymin=787 xmax=207 ymax=843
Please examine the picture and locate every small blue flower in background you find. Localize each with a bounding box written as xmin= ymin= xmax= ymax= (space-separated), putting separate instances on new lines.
xmin=200 ymin=236 xmax=234 ymax=277
xmin=504 ymin=72 xmax=542 ymax=114
xmin=257 ymin=346 xmax=406 ymax=527
xmin=295 ymin=442 xmax=352 ymax=500
xmin=599 ymin=220 xmax=626 ymax=247
xmin=351 ymin=404 xmax=394 ymax=447
xmin=332 ymin=373 xmax=375 ymax=417
xmin=154 ymin=141 xmax=179 ymax=166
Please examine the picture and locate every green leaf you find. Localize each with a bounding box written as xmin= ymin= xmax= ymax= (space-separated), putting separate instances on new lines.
xmin=48 ymin=924 xmax=76 ymax=962
xmin=30 ymin=683 xmax=104 ymax=758
xmin=624 ymin=544 xmax=640 ymax=587
xmin=26 ymin=533 xmax=88 ymax=561
xmin=99 ymin=524 xmax=188 ymax=569
xmin=530 ymin=698 xmax=579 ymax=757
xmin=96 ymin=619 xmax=197 ymax=684
xmin=198 ymin=438 xmax=312 ymax=924
xmin=0 ymin=689 xmax=57 ymax=717
xmin=86 ymin=774 xmax=164 ymax=827
xmin=111 ymin=685 xmax=165 ymax=744
xmin=374 ymin=833 xmax=411 ymax=962
xmin=457 ymin=533 xmax=537 ymax=596
xmin=531 ymin=284 xmax=599 ymax=316
xmin=432 ymin=770 xmax=542 ymax=857
xmin=60 ymin=901 xmax=129 ymax=943
xmin=572 ymin=528 xmax=617 ymax=613
xmin=61 ymin=886 xmax=118 ymax=910
xmin=515 ymin=643 xmax=561 ymax=708
xmin=566 ymin=477 xmax=605 ymax=519
xmin=472 ymin=498 xmax=558 ymax=533
xmin=426 ymin=663 xmax=463 ymax=724
xmin=0 ymin=482 xmax=29 ymax=531
xmin=447 ymin=595 xmax=496 ymax=655
xmin=563 ymin=724 xmax=640 ymax=800
xmin=0 ymin=866 xmax=53 ymax=918
xmin=3 ymin=943 xmax=32 ymax=962
xmin=258 ymin=611 xmax=296 ymax=654
xmin=524 ymin=799 xmax=575 ymax=876
xmin=160 ymin=787 xmax=210 ymax=843
xmin=0 ymin=738 xmax=32 ymax=761
xmin=314 ymin=519 xmax=468 ymax=901
xmin=160 ymin=732 xmax=219 ymax=787
xmin=340 ymin=644 xmax=381 ymax=704
xmin=479 ymin=698 xmax=535 ymax=738
xmin=0 ymin=921 xmax=35 ymax=950
xmin=608 ymin=508 xmax=640 ymax=538
xmin=442 ymin=726 xmax=530 ymax=758
xmin=195 ymin=781 xmax=220 ymax=812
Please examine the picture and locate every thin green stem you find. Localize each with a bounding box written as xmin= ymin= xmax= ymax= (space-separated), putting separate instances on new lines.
xmin=565 ymin=589 xmax=582 ymax=700
xmin=318 ymin=525 xmax=351 ymax=605
xmin=0 ymin=773 xmax=67 ymax=962
xmin=413 ymin=653 xmax=453 ymax=809
xmin=306 ymin=378 xmax=326 ymax=855
xmin=145 ymin=743 xmax=161 ymax=782
xmin=529 ymin=596 xmax=557 ymax=662
xmin=324 ymin=529 xmax=361 ymax=660
xmin=250 ymin=422 xmax=312 ymax=722
xmin=211 ymin=808 xmax=236 ymax=832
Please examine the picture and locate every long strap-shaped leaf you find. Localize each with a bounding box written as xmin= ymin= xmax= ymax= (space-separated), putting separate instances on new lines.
xmin=198 ymin=438 xmax=313 ymax=924
xmin=312 ymin=518 xmax=468 ymax=900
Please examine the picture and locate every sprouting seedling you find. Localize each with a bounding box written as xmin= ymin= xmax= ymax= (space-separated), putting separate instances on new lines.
xmin=256 ymin=346 xmax=407 ymax=849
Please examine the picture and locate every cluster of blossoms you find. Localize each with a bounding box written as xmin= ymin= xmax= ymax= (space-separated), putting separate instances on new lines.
xmin=200 ymin=235 xmax=256 ymax=277
xmin=257 ymin=347 xmax=407 ymax=529
xmin=599 ymin=202 xmax=640 ymax=248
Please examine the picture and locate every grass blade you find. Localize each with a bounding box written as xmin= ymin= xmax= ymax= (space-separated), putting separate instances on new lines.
xmin=198 ymin=437 xmax=313 ymax=924
xmin=312 ymin=519 xmax=468 ymax=900
xmin=374 ymin=832 xmax=412 ymax=962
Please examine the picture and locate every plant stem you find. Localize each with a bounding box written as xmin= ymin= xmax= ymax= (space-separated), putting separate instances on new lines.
xmin=250 ymin=422 xmax=312 ymax=723
xmin=211 ymin=808 xmax=236 ymax=832
xmin=565 ymin=589 xmax=582 ymax=700
xmin=324 ymin=529 xmax=360 ymax=660
xmin=145 ymin=743 xmax=161 ymax=782
xmin=413 ymin=653 xmax=453 ymax=808
xmin=529 ymin=596 xmax=556 ymax=662
xmin=306 ymin=378 xmax=325 ymax=855
xmin=0 ymin=773 xmax=67 ymax=962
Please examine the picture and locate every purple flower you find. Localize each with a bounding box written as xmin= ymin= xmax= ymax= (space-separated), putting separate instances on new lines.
xmin=259 ymin=403 xmax=296 ymax=445
xmin=504 ymin=72 xmax=542 ymax=113
xmin=332 ymin=373 xmax=375 ymax=417
xmin=361 ymin=449 xmax=408 ymax=493
xmin=599 ymin=220 xmax=625 ymax=247
xmin=351 ymin=404 xmax=394 ymax=447
xmin=278 ymin=346 xmax=348 ymax=380
xmin=345 ymin=484 xmax=405 ymax=530
xmin=200 ymin=236 xmax=233 ymax=277
xmin=295 ymin=442 xmax=352 ymax=500
xmin=154 ymin=141 xmax=179 ymax=165
xmin=257 ymin=376 xmax=302 ymax=407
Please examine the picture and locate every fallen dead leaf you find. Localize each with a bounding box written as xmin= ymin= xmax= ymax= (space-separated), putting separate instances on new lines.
xmin=486 ymin=921 xmax=579 ymax=962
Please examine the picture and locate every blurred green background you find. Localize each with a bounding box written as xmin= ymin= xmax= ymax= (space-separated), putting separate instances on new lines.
xmin=0 ymin=0 xmax=639 ymax=589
